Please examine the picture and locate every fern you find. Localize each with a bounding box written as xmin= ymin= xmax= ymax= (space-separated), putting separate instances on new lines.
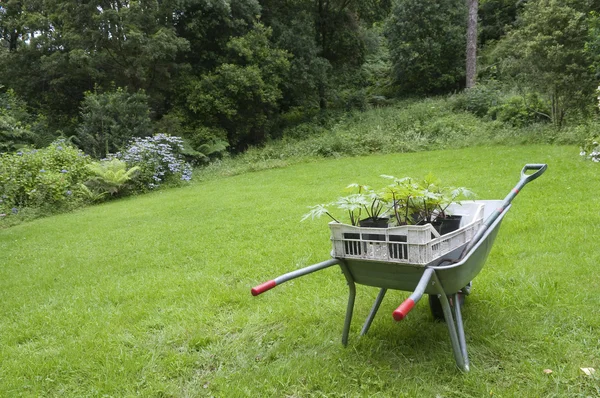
xmin=85 ymin=159 xmax=140 ymax=196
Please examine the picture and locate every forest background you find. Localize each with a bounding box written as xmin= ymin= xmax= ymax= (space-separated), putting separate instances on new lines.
xmin=1 ymin=0 xmax=600 ymax=219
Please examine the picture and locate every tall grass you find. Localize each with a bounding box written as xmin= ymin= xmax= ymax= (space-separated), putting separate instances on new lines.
xmin=196 ymin=97 xmax=595 ymax=182
xmin=1 ymin=145 xmax=599 ymax=396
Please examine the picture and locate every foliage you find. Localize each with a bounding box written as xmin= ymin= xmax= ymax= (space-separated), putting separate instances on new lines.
xmin=112 ymin=134 xmax=192 ymax=191
xmin=491 ymin=0 xmax=596 ymax=127
xmin=450 ymin=82 xmax=504 ymax=118
xmin=580 ymin=85 xmax=600 ymax=162
xmin=0 ymin=89 xmax=36 ymax=152
xmin=0 ymin=0 xmax=188 ymax=131
xmin=77 ymin=88 xmax=153 ymax=159
xmin=266 ymin=9 xmax=330 ymax=112
xmin=479 ymin=0 xmax=520 ymax=45
xmin=85 ymin=159 xmax=140 ymax=197
xmin=302 ymin=183 xmax=389 ymax=226
xmin=185 ymin=24 xmax=291 ymax=150
xmin=362 ymin=24 xmax=395 ymax=101
xmin=489 ymin=93 xmax=551 ymax=127
xmin=0 ymin=140 xmax=91 ymax=215
xmin=302 ymin=174 xmax=473 ymax=226
xmin=580 ymin=136 xmax=599 ymax=162
xmin=386 ymin=0 xmax=467 ymax=95
xmin=452 ymin=84 xmax=554 ymax=127
xmin=585 ymin=11 xmax=600 ymax=78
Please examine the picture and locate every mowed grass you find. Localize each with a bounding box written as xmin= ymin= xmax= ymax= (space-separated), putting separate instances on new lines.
xmin=1 ymin=145 xmax=599 ymax=397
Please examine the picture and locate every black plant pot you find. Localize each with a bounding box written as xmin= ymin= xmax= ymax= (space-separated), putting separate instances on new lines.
xmin=359 ymin=217 xmax=388 ymax=242
xmin=437 ymin=215 xmax=462 ymax=235
xmin=359 ymin=217 xmax=389 ymax=228
xmin=417 ymin=215 xmax=463 ymax=236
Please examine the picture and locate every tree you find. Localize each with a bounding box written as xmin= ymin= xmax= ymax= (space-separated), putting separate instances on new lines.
xmin=186 ymin=24 xmax=290 ymax=150
xmin=478 ymin=0 xmax=520 ymax=46
xmin=0 ymin=89 xmax=36 ymax=153
xmin=586 ymin=11 xmax=600 ymax=80
xmin=466 ymin=0 xmax=479 ymax=88
xmin=386 ymin=0 xmax=467 ymax=95
xmin=77 ymin=88 xmax=152 ymax=158
xmin=493 ymin=0 xmax=595 ymax=126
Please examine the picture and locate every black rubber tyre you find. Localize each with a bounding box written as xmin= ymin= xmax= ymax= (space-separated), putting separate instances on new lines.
xmin=428 ymin=293 xmax=465 ymax=321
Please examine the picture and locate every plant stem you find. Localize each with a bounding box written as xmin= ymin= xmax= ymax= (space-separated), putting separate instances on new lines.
xmin=326 ymin=212 xmax=340 ymax=223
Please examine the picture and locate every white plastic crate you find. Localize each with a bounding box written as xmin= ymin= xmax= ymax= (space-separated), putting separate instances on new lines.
xmin=329 ymin=202 xmax=485 ymax=265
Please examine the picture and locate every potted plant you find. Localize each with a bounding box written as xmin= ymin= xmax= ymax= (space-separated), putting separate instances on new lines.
xmin=410 ymin=174 xmax=475 ymax=235
xmin=301 ymin=183 xmax=391 ymax=227
xmin=302 ymin=183 xmax=392 ymax=255
xmin=301 ymin=176 xmax=476 ymax=260
xmin=380 ymin=175 xmax=421 ymax=226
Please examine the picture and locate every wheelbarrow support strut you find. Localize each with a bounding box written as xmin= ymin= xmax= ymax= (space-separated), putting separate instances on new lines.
xmin=361 ymin=270 xmax=470 ymax=372
xmin=252 ymin=260 xmax=470 ymax=371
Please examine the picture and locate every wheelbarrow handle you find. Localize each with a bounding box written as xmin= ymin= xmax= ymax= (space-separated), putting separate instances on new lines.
xmin=458 ymin=163 xmax=547 ymax=258
xmin=251 ymin=258 xmax=340 ymax=296
xmin=251 ymin=280 xmax=277 ymax=296
xmin=520 ymin=164 xmax=547 ymax=185
xmin=392 ymin=268 xmax=434 ymax=321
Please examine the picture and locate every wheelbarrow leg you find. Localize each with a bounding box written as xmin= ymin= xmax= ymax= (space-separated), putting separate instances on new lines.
xmin=361 ymin=288 xmax=387 ymax=336
xmin=431 ymin=272 xmax=469 ymax=372
xmin=452 ymin=292 xmax=470 ymax=371
xmin=338 ymin=260 xmax=356 ymax=346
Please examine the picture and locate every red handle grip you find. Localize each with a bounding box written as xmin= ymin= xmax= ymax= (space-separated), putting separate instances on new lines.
xmin=392 ymin=298 xmax=415 ymax=321
xmin=251 ymin=280 xmax=277 ymax=296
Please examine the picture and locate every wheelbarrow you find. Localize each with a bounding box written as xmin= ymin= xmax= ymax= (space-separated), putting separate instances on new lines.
xmin=251 ymin=164 xmax=547 ymax=371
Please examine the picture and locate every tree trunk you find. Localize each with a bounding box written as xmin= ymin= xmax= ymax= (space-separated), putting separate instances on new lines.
xmin=466 ymin=0 xmax=478 ymax=89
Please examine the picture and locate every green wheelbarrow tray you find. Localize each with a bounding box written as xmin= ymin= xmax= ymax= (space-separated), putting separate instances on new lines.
xmin=251 ymin=164 xmax=547 ymax=372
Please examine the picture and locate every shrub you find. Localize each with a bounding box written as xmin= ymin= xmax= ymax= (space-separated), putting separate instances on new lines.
xmin=0 ymin=140 xmax=92 ymax=215
xmin=85 ymin=159 xmax=140 ymax=197
xmin=580 ymin=136 xmax=599 ymax=162
xmin=112 ymin=134 xmax=192 ymax=191
xmin=450 ymin=83 xmax=503 ymax=117
xmin=489 ymin=94 xmax=550 ymax=127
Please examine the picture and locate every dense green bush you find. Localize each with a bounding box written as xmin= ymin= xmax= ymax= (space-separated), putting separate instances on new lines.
xmin=450 ymin=83 xmax=503 ymax=117
xmin=451 ymin=86 xmax=551 ymax=127
xmin=489 ymin=94 xmax=550 ymax=127
xmin=0 ymin=140 xmax=92 ymax=215
xmin=185 ymin=24 xmax=290 ymax=151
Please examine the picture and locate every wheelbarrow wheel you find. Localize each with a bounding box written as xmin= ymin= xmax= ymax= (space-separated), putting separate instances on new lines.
xmin=429 ymin=293 xmax=465 ymax=321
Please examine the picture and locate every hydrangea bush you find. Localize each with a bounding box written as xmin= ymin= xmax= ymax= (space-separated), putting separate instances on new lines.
xmin=0 ymin=139 xmax=92 ymax=214
xmin=112 ymin=134 xmax=192 ymax=190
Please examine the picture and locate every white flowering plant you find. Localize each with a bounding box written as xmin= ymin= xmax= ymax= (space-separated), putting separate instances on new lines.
xmin=111 ymin=134 xmax=193 ymax=190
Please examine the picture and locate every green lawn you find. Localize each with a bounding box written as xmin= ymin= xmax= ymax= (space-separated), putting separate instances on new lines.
xmin=1 ymin=145 xmax=599 ymax=397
